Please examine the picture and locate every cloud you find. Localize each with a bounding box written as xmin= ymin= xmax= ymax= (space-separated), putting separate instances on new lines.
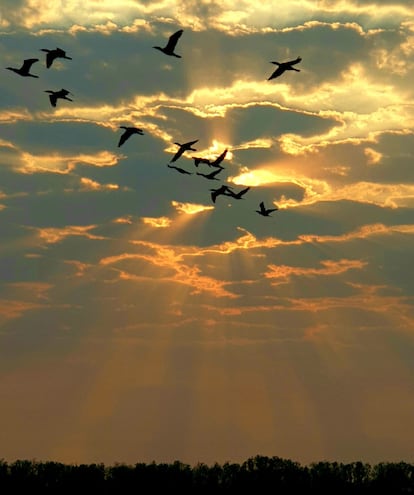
xmin=78 ymin=177 xmax=120 ymax=191
xmin=364 ymin=147 xmax=383 ymax=165
xmin=171 ymin=201 xmax=214 ymax=214
xmin=142 ymin=217 xmax=172 ymax=228
xmin=32 ymin=225 xmax=108 ymax=244
xmin=17 ymin=150 xmax=120 ymax=174
xmin=264 ymin=258 xmax=367 ymax=285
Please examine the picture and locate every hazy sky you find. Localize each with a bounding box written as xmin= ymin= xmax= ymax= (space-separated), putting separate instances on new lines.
xmin=0 ymin=0 xmax=414 ymax=467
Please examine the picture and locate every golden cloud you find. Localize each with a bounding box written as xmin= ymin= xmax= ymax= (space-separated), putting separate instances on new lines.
xmin=33 ymin=225 xmax=107 ymax=244
xmin=364 ymin=147 xmax=383 ymax=165
xmin=18 ymin=151 xmax=120 ymax=174
xmin=64 ymin=260 xmax=93 ymax=277
xmin=171 ymin=201 xmax=214 ymax=215
xmin=141 ymin=217 xmax=172 ymax=228
xmin=6 ymin=282 xmax=53 ymax=300
xmin=0 ymin=299 xmax=45 ymax=320
xmin=112 ymin=216 xmax=133 ymax=224
xmin=99 ymin=244 xmax=239 ymax=298
xmin=79 ymin=177 xmax=119 ymax=191
xmin=265 ymin=258 xmax=367 ymax=284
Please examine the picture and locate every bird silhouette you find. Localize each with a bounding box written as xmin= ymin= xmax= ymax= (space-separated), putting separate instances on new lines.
xmin=40 ymin=47 xmax=72 ymax=68
xmin=6 ymin=58 xmax=39 ymax=77
xmin=118 ymin=126 xmax=144 ymax=147
xmin=44 ymin=88 xmax=73 ymax=107
xmin=167 ymin=164 xmax=192 ymax=174
xmin=268 ymin=57 xmax=302 ymax=80
xmin=210 ymin=149 xmax=228 ymax=168
xmin=153 ymin=29 xmax=183 ymax=58
xmin=210 ymin=185 xmax=233 ymax=203
xmin=256 ymin=201 xmax=279 ymax=216
xmin=225 ymin=186 xmax=251 ymax=199
xmin=170 ymin=139 xmax=198 ymax=162
xmin=192 ymin=156 xmax=211 ymax=167
xmin=196 ymin=168 xmax=223 ymax=180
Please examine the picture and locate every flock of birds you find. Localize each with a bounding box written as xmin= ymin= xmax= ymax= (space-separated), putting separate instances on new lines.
xmin=5 ymin=29 xmax=303 ymax=217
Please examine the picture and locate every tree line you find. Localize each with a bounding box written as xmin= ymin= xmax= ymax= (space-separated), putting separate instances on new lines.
xmin=0 ymin=455 xmax=413 ymax=493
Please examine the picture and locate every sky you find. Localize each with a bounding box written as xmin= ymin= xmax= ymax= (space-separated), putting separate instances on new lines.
xmin=0 ymin=0 xmax=414 ymax=468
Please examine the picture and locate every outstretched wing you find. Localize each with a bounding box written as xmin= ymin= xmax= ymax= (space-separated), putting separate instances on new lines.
xmin=287 ymin=56 xmax=302 ymax=66
xmin=211 ymin=149 xmax=228 ymax=167
xmin=49 ymin=94 xmax=57 ymax=107
xmin=209 ymin=168 xmax=223 ymax=179
xmin=268 ymin=66 xmax=283 ymax=80
xmin=165 ymin=29 xmax=183 ymax=51
xmin=118 ymin=130 xmax=130 ymax=147
xmin=45 ymin=52 xmax=55 ymax=68
xmin=171 ymin=148 xmax=185 ymax=162
xmin=168 ymin=164 xmax=192 ymax=174
xmin=22 ymin=58 xmax=39 ymax=71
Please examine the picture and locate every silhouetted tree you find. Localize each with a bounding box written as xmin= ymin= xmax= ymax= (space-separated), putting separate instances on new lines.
xmin=370 ymin=461 xmax=414 ymax=494
xmin=0 ymin=455 xmax=414 ymax=493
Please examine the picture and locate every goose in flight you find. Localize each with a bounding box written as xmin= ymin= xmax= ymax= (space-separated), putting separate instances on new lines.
xmin=45 ymin=88 xmax=73 ymax=107
xmin=226 ymin=186 xmax=251 ymax=200
xmin=196 ymin=168 xmax=223 ymax=181
xmin=6 ymin=58 xmax=39 ymax=77
xmin=167 ymin=164 xmax=192 ymax=175
xmin=170 ymin=139 xmax=198 ymax=162
xmin=118 ymin=126 xmax=144 ymax=147
xmin=210 ymin=185 xmax=233 ymax=203
xmin=153 ymin=29 xmax=183 ymax=58
xmin=256 ymin=201 xmax=279 ymax=216
xmin=210 ymin=149 xmax=228 ymax=168
xmin=40 ymin=47 xmax=72 ymax=68
xmin=268 ymin=57 xmax=301 ymax=80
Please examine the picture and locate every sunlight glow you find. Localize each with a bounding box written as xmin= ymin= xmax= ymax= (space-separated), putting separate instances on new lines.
xmin=141 ymin=217 xmax=172 ymax=228
xmin=171 ymin=201 xmax=214 ymax=215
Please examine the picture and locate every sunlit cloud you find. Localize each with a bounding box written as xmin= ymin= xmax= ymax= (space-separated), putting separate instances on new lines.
xmin=289 ymin=292 xmax=414 ymax=318
xmin=99 ymin=245 xmax=239 ymax=298
xmin=79 ymin=177 xmax=119 ymax=191
xmin=232 ymin=164 xmax=414 ymax=209
xmin=6 ymin=282 xmax=53 ymax=300
xmin=1 ymin=1 xmax=412 ymax=33
xmin=364 ymin=147 xmax=383 ymax=165
xmin=112 ymin=215 xmax=133 ymax=224
xmin=171 ymin=201 xmax=214 ymax=215
xmin=264 ymin=259 xmax=367 ymax=285
xmin=18 ymin=151 xmax=120 ymax=174
xmin=0 ymin=299 xmax=46 ymax=321
xmin=141 ymin=217 xmax=172 ymax=228
xmin=64 ymin=260 xmax=93 ymax=277
xmin=0 ymin=109 xmax=33 ymax=123
xmin=32 ymin=225 xmax=108 ymax=244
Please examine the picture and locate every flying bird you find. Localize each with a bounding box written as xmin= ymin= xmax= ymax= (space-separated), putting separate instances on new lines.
xmin=210 ymin=185 xmax=233 ymax=203
xmin=153 ymin=29 xmax=183 ymax=58
xmin=45 ymin=88 xmax=73 ymax=107
xmin=40 ymin=47 xmax=72 ymax=68
xmin=225 ymin=186 xmax=251 ymax=200
xmin=170 ymin=139 xmax=198 ymax=162
xmin=256 ymin=201 xmax=279 ymax=216
xmin=196 ymin=168 xmax=224 ymax=181
xmin=118 ymin=126 xmax=144 ymax=147
xmin=5 ymin=58 xmax=39 ymax=78
xmin=210 ymin=148 xmax=228 ymax=168
xmin=167 ymin=164 xmax=192 ymax=175
xmin=268 ymin=57 xmax=302 ymax=80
